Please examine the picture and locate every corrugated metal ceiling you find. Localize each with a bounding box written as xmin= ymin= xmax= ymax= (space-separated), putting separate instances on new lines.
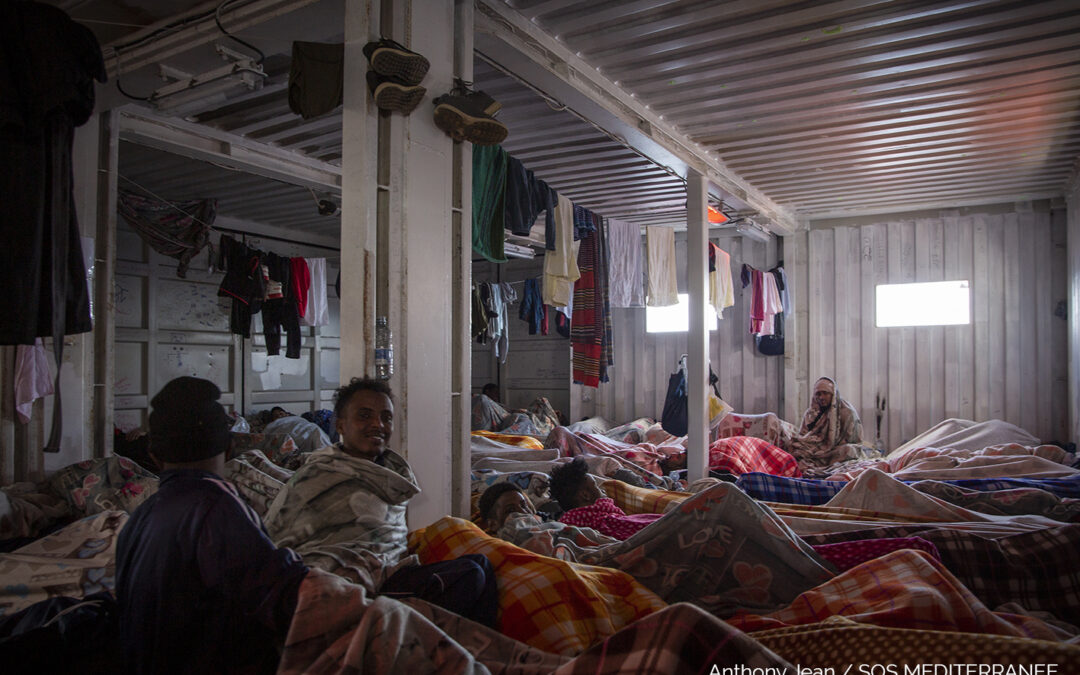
xmin=503 ymin=0 xmax=1080 ymax=219
xmin=77 ymin=0 xmax=1080 ymax=233
xmin=119 ymin=140 xmax=342 ymax=238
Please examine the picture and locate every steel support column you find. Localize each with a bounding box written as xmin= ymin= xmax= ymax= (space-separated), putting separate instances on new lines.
xmin=686 ymin=171 xmax=710 ymax=482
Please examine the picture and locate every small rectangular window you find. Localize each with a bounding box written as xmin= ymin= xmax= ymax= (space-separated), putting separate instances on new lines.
xmin=875 ymin=280 xmax=970 ymax=327
xmin=646 ymin=293 xmax=719 ymax=333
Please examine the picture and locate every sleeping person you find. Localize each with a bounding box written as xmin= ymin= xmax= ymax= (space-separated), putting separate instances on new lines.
xmin=549 ymin=457 xmax=661 ymax=540
xmin=261 ymin=406 xmax=332 ymax=454
xmin=474 ymin=478 xmax=837 ymax=618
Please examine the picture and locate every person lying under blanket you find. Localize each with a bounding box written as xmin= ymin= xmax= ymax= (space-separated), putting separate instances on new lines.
xmin=549 ymin=457 xmax=662 ymax=539
xmin=465 ymin=478 xmax=838 ymax=618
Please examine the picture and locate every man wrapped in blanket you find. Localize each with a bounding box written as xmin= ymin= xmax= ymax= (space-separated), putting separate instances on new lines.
xmin=115 ymin=377 xmax=310 ymax=675
xmin=264 ymin=377 xmax=499 ymax=628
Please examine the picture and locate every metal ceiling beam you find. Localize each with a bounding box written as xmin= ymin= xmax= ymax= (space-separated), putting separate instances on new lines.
xmin=118 ymin=107 xmax=342 ymax=192
xmin=103 ymin=0 xmax=323 ymax=77
xmin=473 ymin=0 xmax=799 ymax=234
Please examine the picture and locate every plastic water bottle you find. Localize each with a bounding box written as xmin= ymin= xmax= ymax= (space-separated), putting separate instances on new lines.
xmin=375 ymin=316 xmax=393 ymax=380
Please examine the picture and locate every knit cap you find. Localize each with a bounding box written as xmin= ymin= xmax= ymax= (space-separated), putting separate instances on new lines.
xmin=148 ymin=376 xmax=231 ymax=463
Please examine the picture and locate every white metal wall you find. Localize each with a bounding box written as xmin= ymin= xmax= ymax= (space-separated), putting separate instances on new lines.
xmin=796 ymin=207 xmax=1069 ymax=450
xmin=473 ymin=258 xmax=571 ymax=420
xmin=113 ymin=219 xmax=341 ymax=430
xmin=577 ymin=232 xmax=782 ymax=424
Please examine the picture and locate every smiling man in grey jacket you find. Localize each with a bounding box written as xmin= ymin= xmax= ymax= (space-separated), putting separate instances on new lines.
xmin=264 ymin=377 xmax=497 ymax=628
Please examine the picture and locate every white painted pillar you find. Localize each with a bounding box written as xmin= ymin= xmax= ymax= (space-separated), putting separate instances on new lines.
xmin=338 ymin=2 xmax=378 ymax=380
xmin=686 ymin=171 xmax=709 ymax=482
xmin=450 ymin=0 xmax=474 ymax=518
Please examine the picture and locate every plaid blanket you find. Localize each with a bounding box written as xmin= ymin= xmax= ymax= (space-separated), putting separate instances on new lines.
xmin=602 ymin=479 xmax=685 ymax=515
xmin=553 ymin=602 xmax=795 ymax=674
xmin=729 ymin=549 xmax=1071 ymax=641
xmin=754 ymin=617 xmax=1080 ymax=671
xmin=409 ymin=517 xmax=665 ymax=655
xmin=737 ymin=471 xmax=1080 ymax=505
xmin=801 ymin=523 xmax=1080 ymax=626
xmin=707 ymin=436 xmax=801 ymax=477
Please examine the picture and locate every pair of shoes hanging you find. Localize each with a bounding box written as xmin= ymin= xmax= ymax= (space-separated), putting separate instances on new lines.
xmin=364 ymin=38 xmax=429 ymax=114
xmin=433 ymin=78 xmax=509 ymax=145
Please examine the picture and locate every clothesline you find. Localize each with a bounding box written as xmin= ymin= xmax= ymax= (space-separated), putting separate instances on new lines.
xmin=118 ymin=173 xmax=341 ymax=253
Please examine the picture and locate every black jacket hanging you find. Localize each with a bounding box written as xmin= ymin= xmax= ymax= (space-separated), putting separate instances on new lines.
xmin=0 ymin=2 xmax=105 ymax=452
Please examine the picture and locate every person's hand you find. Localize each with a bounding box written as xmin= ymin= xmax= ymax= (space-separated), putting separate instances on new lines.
xmin=126 ymin=429 xmax=148 ymax=441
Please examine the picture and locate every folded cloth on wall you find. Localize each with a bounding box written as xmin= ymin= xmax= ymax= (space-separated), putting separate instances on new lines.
xmin=753 ymin=618 xmax=1080 ymax=673
xmin=410 ymin=516 xmax=665 ymax=655
xmin=0 ymin=511 xmax=127 ymax=616
xmin=729 ymin=549 xmax=1074 ymax=642
xmin=887 ymin=418 xmax=1041 ymax=460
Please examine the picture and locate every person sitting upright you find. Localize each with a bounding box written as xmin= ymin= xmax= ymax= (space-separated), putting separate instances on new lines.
xmin=264 ymin=376 xmax=498 ymax=628
xmin=549 ymin=457 xmax=661 ymax=540
xmin=115 ymin=376 xmax=309 ymax=675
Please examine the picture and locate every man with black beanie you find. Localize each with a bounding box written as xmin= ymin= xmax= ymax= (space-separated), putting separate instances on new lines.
xmin=115 ymin=376 xmax=308 ymax=675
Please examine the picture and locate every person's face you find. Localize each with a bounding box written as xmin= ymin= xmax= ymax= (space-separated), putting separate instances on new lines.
xmin=484 ymin=490 xmax=536 ymax=532
xmin=813 ymin=380 xmax=834 ymax=408
xmin=575 ymin=476 xmax=605 ymax=508
xmin=271 ymin=407 xmax=291 ymax=420
xmin=336 ymin=390 xmax=394 ymax=459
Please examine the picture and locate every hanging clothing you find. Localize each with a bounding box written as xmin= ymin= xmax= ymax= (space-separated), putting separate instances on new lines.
xmin=472 ymin=145 xmax=507 ymax=263
xmin=758 ymin=271 xmax=783 ymax=337
xmin=748 ymin=268 xmax=765 ymax=334
xmin=261 ymin=252 xmax=301 ymax=359
xmin=503 ymin=155 xmax=556 ymax=249
xmin=1 ymin=2 xmax=104 ymax=453
xmin=708 ymin=243 xmax=734 ymax=319
xmin=572 ymin=211 xmax=613 ymax=387
xmin=518 ymin=278 xmax=546 ymax=335
xmin=606 ymin=218 xmax=644 ymax=308
xmin=646 ymin=226 xmax=678 ymax=306
xmin=302 ymin=258 xmax=329 ymax=327
xmin=117 ymin=188 xmax=216 ymax=279
xmin=542 ymin=195 xmax=580 ymax=307
xmin=216 ymin=235 xmax=265 ymax=338
xmin=495 ymin=282 xmax=517 ymax=364
xmin=572 ymin=204 xmax=596 ymax=241
xmin=774 ymin=266 xmax=791 ymax=314
xmin=15 ymin=339 xmax=53 ymax=424
xmin=289 ymin=257 xmax=311 ymax=319
xmin=287 ymin=41 xmax=344 ymax=120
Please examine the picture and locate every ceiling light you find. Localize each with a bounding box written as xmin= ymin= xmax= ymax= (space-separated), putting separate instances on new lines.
xmin=150 ymin=44 xmax=266 ymax=116
xmin=735 ymin=220 xmax=772 ymax=243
